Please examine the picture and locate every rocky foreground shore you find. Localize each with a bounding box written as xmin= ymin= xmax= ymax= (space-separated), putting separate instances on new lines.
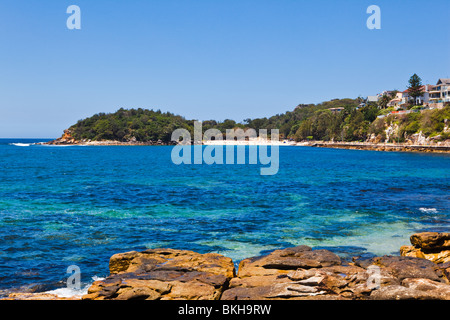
xmin=5 ymin=232 xmax=450 ymax=300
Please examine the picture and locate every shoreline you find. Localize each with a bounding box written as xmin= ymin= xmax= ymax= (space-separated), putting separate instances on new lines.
xmin=308 ymin=141 xmax=450 ymax=153
xmin=41 ymin=139 xmax=450 ymax=153
xmin=42 ymin=140 xmax=173 ymax=146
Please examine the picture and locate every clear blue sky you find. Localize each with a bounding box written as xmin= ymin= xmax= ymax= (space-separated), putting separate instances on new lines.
xmin=0 ymin=0 xmax=449 ymax=138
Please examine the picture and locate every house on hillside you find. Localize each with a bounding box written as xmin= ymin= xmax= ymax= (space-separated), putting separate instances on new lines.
xmin=367 ymin=95 xmax=378 ymax=103
xmin=400 ymin=84 xmax=433 ymax=107
xmin=387 ymin=98 xmax=402 ymax=108
xmin=429 ymin=78 xmax=450 ymax=108
xmin=329 ymin=107 xmax=345 ymax=113
xmin=387 ymin=92 xmax=404 ymax=108
xmin=377 ymin=90 xmax=397 ymax=100
xmin=363 ymin=78 xmax=449 ymax=111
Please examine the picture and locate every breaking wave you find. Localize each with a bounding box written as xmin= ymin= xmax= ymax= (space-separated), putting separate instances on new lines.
xmin=9 ymin=143 xmax=32 ymax=147
xmin=419 ymin=207 xmax=438 ymax=213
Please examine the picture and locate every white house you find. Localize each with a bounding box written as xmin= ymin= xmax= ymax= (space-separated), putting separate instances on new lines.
xmin=367 ymin=95 xmax=378 ymax=103
xmin=401 ymin=84 xmax=432 ymax=106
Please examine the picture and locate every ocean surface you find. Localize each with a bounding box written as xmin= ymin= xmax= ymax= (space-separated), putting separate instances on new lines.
xmin=0 ymin=138 xmax=449 ymax=296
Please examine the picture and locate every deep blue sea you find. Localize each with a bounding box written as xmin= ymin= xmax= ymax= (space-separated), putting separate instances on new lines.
xmin=0 ymin=138 xmax=449 ymax=295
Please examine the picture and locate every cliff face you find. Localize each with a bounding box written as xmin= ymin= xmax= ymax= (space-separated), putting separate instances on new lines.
xmin=47 ymin=128 xmax=174 ymax=146
xmin=367 ymin=119 xmax=450 ymax=146
xmin=47 ymin=129 xmax=78 ymax=145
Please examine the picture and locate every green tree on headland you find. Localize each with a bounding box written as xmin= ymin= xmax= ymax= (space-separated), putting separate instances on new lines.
xmin=407 ymin=74 xmax=424 ymax=107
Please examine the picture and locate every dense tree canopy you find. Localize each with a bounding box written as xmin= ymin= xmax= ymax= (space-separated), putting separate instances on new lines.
xmin=67 ymin=100 xmax=450 ymax=144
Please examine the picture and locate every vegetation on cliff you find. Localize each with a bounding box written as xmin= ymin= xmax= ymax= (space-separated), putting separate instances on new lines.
xmin=368 ymin=107 xmax=450 ymax=143
xmin=64 ymin=101 xmax=449 ymax=144
xmin=294 ymin=105 xmax=450 ymax=143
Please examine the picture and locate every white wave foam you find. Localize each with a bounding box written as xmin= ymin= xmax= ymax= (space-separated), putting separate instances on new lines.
xmin=9 ymin=143 xmax=32 ymax=147
xmin=44 ymin=275 xmax=105 ymax=298
xmin=419 ymin=207 xmax=438 ymax=213
xmin=45 ymin=287 xmax=87 ymax=298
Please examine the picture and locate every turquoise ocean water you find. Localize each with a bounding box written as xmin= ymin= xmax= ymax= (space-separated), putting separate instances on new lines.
xmin=0 ymin=139 xmax=449 ymax=295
